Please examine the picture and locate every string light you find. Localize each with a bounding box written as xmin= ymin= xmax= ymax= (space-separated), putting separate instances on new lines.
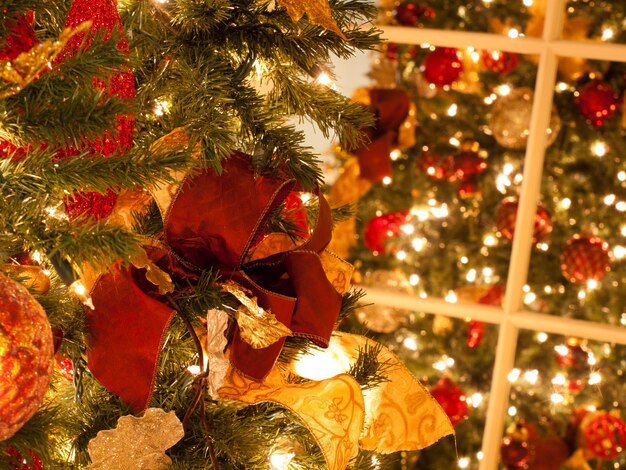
xmin=508 ymin=368 xmax=521 ymax=382
xmin=524 ymin=292 xmax=536 ymax=304
xmin=187 ymin=364 xmax=201 ymax=375
xmin=616 ymin=201 xmax=626 ymax=212
xmin=458 ymin=457 xmax=470 ymax=468
xmin=560 ymin=198 xmax=572 ymax=209
xmin=447 ymin=104 xmax=458 ymax=116
xmin=601 ymin=27 xmax=615 ymax=41
xmin=613 ymin=245 xmax=626 ymax=260
xmin=153 ymin=99 xmax=171 ymax=117
xmin=537 ymin=332 xmax=548 ymax=342
xmin=524 ymin=369 xmax=539 ymax=384
xmin=586 ymin=279 xmax=599 ymax=290
xmin=508 ymin=406 xmax=517 ymax=416
xmin=403 ymin=336 xmax=419 ymax=351
xmin=537 ymin=242 xmax=549 ymax=251
xmin=396 ymin=250 xmax=407 ymax=261
xmin=460 ymin=256 xmax=469 ymax=264
xmin=507 ymin=28 xmax=520 ymax=39
xmin=69 ymin=281 xmax=94 ymax=309
xmin=556 ymin=82 xmax=569 ymax=92
xmin=412 ymin=237 xmax=426 ymax=251
xmin=618 ymin=171 xmax=626 ymax=182
xmin=401 ymin=224 xmax=415 ymax=235
xmin=496 ymin=84 xmax=512 ymax=96
xmin=484 ymin=235 xmax=497 ymax=246
xmin=469 ymin=392 xmax=483 ymax=407
xmin=382 ymin=176 xmax=392 ymax=185
xmin=591 ymin=140 xmax=608 ymax=157
xmin=551 ymin=393 xmax=565 ymax=404
xmin=604 ymin=194 xmax=616 ymax=205
xmin=390 ymin=149 xmax=402 ymax=160
xmin=445 ymin=290 xmax=458 ymax=303
xmin=409 ymin=274 xmax=420 ymax=285
xmin=466 ymin=269 xmax=477 ymax=282
xmin=552 ymin=373 xmax=566 ymax=386
xmin=588 ymin=372 xmax=602 ymax=385
xmin=269 ymin=451 xmax=295 ymax=470
xmin=449 ymin=137 xmax=461 ymax=146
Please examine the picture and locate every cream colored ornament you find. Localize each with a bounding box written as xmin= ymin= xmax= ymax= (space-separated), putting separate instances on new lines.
xmin=86 ymin=408 xmax=184 ymax=470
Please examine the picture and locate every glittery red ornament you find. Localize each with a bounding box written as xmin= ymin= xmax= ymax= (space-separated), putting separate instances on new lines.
xmin=457 ymin=178 xmax=481 ymax=199
xmin=466 ymin=320 xmax=484 ymax=349
xmin=554 ymin=341 xmax=590 ymax=372
xmin=417 ymin=149 xmax=454 ymax=180
xmin=393 ymin=2 xmax=435 ymax=26
xmin=583 ymin=412 xmax=626 ymax=459
xmin=5 ymin=446 xmax=43 ymax=470
xmin=500 ymin=437 xmax=531 ymax=469
xmin=56 ymin=354 xmax=74 ymax=381
xmin=429 ymin=377 xmax=468 ymax=426
xmin=422 ymin=48 xmax=463 ymax=87
xmin=0 ymin=11 xmax=37 ymax=61
xmin=0 ymin=273 xmax=54 ymax=441
xmin=363 ymin=210 xmax=410 ymax=253
xmin=560 ymin=235 xmax=610 ymax=284
xmin=575 ymin=79 xmax=620 ymax=127
xmin=481 ymin=50 xmax=518 ymax=74
xmin=58 ymin=0 xmax=135 ymax=220
xmin=450 ymin=146 xmax=487 ymax=182
xmin=496 ymin=197 xmax=552 ymax=243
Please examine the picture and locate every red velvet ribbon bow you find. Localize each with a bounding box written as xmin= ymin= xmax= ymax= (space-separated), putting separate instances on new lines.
xmin=351 ymin=88 xmax=410 ymax=182
xmin=86 ymin=153 xmax=342 ymax=411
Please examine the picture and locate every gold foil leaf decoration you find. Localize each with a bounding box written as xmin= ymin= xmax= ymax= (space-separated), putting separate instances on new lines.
xmin=276 ymin=0 xmax=347 ymax=40
xmin=130 ymin=249 xmax=174 ymax=295
xmin=222 ymin=281 xmax=292 ymax=349
xmin=0 ymin=21 xmax=92 ymax=99
xmin=205 ymin=308 xmax=230 ymax=398
xmin=86 ymin=408 xmax=184 ymax=470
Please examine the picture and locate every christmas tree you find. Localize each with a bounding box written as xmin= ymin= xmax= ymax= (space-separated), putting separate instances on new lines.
xmin=0 ymin=0 xmax=456 ymax=468
xmin=331 ymin=0 xmax=626 ymax=468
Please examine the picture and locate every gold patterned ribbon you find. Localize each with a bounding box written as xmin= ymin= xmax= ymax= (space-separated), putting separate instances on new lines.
xmin=218 ymin=332 xmax=454 ymax=470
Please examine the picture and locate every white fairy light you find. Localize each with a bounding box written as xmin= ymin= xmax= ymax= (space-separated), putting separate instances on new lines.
xmin=552 ymin=373 xmax=566 ymax=386
xmin=508 ymin=406 xmax=517 ymax=416
xmin=449 ymin=137 xmax=461 ymax=146
xmin=604 ymin=194 xmax=616 ymax=205
xmin=396 ymin=250 xmax=407 ymax=261
xmin=616 ymin=201 xmax=626 ymax=212
xmin=390 ymin=149 xmax=402 ymax=161
xmin=412 ymin=237 xmax=427 ymax=251
xmin=496 ymin=84 xmax=512 ymax=96
xmin=409 ymin=274 xmax=420 ymax=286
xmin=466 ymin=269 xmax=477 ymax=282
xmin=270 ymin=451 xmax=295 ymax=470
xmin=484 ymin=235 xmax=497 ymax=246
xmin=587 ymin=279 xmax=599 ymax=290
xmin=401 ymin=223 xmax=415 ymax=235
xmin=187 ymin=365 xmax=201 ymax=375
xmin=470 ymin=392 xmax=483 ymax=407
xmin=560 ymin=198 xmax=572 ymax=209
xmin=524 ymin=369 xmax=539 ymax=384
xmin=503 ymin=163 xmax=514 ymax=175
xmin=508 ymin=368 xmax=521 ymax=382
xmin=447 ymin=104 xmax=458 ymax=116
xmin=618 ymin=171 xmax=626 ymax=182
xmin=537 ymin=332 xmax=548 ymax=343
xmin=591 ymin=140 xmax=608 ymax=157
xmin=403 ymin=336 xmax=419 ymax=351
xmin=507 ymin=28 xmax=520 ymax=39
xmin=458 ymin=457 xmax=470 ymax=469
xmin=524 ymin=292 xmax=537 ymax=304
xmin=445 ymin=290 xmax=458 ymax=303
xmin=589 ymin=372 xmax=602 ymax=385
xmin=601 ymin=28 xmax=614 ymax=41
xmin=613 ymin=245 xmax=626 ymax=260
xmin=382 ymin=176 xmax=392 ymax=185
xmin=460 ymin=256 xmax=469 ymax=264
xmin=551 ymin=393 xmax=565 ymax=404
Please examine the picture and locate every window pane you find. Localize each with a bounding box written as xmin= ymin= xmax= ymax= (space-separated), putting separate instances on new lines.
xmin=563 ymin=0 xmax=626 ymax=45
xmin=342 ymin=49 xmax=539 ymax=305
xmin=503 ymin=330 xmax=626 ymax=469
xmin=526 ymin=58 xmax=626 ymax=324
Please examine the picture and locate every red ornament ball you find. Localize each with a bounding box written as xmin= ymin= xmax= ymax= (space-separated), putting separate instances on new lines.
xmin=500 ymin=437 xmax=531 ymax=469
xmin=363 ymin=210 xmax=410 ymax=253
xmin=560 ymin=235 xmax=610 ymax=284
xmin=496 ymin=197 xmax=552 ymax=243
xmin=481 ymin=50 xmax=519 ymax=74
xmin=575 ymin=79 xmax=620 ymax=127
xmin=0 ymin=273 xmax=54 ymax=441
xmin=393 ymin=2 xmax=435 ymax=27
xmin=466 ymin=320 xmax=484 ymax=349
xmin=554 ymin=342 xmax=590 ymax=373
xmin=583 ymin=412 xmax=626 ymax=459
xmin=417 ymin=149 xmax=454 ymax=180
xmin=422 ymin=48 xmax=463 ymax=87
xmin=429 ymin=377 xmax=468 ymax=426
xmin=450 ymin=148 xmax=487 ymax=182
xmin=5 ymin=446 xmax=43 ymax=470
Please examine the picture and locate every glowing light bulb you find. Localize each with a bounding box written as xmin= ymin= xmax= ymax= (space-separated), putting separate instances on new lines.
xmin=551 ymin=393 xmax=564 ymax=404
xmin=556 ymin=82 xmax=569 ymax=92
xmin=508 ymin=406 xmax=517 ymax=416
xmin=589 ymin=372 xmax=602 ymax=385
xmin=470 ymin=392 xmax=483 ymax=407
xmin=560 ymin=198 xmax=572 ymax=209
xmin=523 ymin=0 xmax=533 ymax=6
xmin=482 ymin=267 xmax=493 ymax=277
xmin=484 ymin=235 xmax=497 ymax=246
xmin=477 ymin=451 xmax=484 ymax=460
xmin=449 ymin=137 xmax=461 ymax=146
xmin=447 ymin=104 xmax=458 ymax=116
xmin=508 ymin=28 xmax=521 ymax=38
xmin=616 ymin=201 xmax=626 ymax=212
xmin=613 ymin=245 xmax=626 ymax=260
xmin=524 ymin=369 xmax=539 ymax=384
xmin=524 ymin=292 xmax=536 ymax=304
xmin=537 ymin=332 xmax=548 ymax=343
xmin=458 ymin=457 xmax=470 ymax=469
xmin=409 ymin=274 xmax=420 ymax=286
xmin=503 ymin=163 xmax=514 ymax=175
xmin=591 ymin=140 xmax=608 ymax=157
xmin=382 ymin=176 xmax=392 ymax=185
xmin=412 ymin=237 xmax=426 ymax=251
xmin=69 ymin=281 xmax=94 ymax=309
xmin=187 ymin=364 xmax=201 ymax=375
xmin=508 ymin=368 xmax=521 ymax=382
xmin=401 ymin=224 xmax=415 ymax=235
xmin=618 ymin=171 xmax=626 ymax=182
xmin=460 ymin=256 xmax=469 ymax=264
xmin=466 ymin=269 xmax=477 ymax=282
xmin=270 ymin=451 xmax=296 ymax=470
xmin=445 ymin=290 xmax=458 ymax=303
xmin=403 ymin=336 xmax=419 ymax=351
xmin=396 ymin=250 xmax=407 ymax=261
xmin=602 ymin=28 xmax=614 ymax=41
xmin=153 ymin=99 xmax=171 ymax=116
xmin=587 ymin=279 xmax=599 ymax=290
xmin=552 ymin=373 xmax=566 ymax=386
xmin=604 ymin=194 xmax=616 ymax=205
xmin=554 ymin=344 xmax=568 ymax=356
xmin=496 ymin=84 xmax=512 ymax=96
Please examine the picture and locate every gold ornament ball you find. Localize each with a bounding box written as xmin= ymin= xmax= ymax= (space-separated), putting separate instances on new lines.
xmin=0 ymin=272 xmax=54 ymax=440
xmin=489 ymin=87 xmax=561 ymax=149
xmin=356 ymin=270 xmax=413 ymax=333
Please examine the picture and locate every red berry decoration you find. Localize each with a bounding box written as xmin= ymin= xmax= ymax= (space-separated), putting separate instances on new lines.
xmin=429 ymin=377 xmax=468 ymax=426
xmin=560 ymin=235 xmax=610 ymax=284
xmin=583 ymin=412 xmax=626 ymax=459
xmin=481 ymin=50 xmax=518 ymax=75
xmin=575 ymin=79 xmax=620 ymax=127
xmin=363 ymin=210 xmax=410 ymax=253
xmin=496 ymin=197 xmax=552 ymax=242
xmin=0 ymin=273 xmax=54 ymax=441
xmin=393 ymin=2 xmax=435 ymax=27
xmin=500 ymin=436 xmax=531 ymax=469
xmin=422 ymin=48 xmax=463 ymax=87
xmin=417 ymin=149 xmax=454 ymax=180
